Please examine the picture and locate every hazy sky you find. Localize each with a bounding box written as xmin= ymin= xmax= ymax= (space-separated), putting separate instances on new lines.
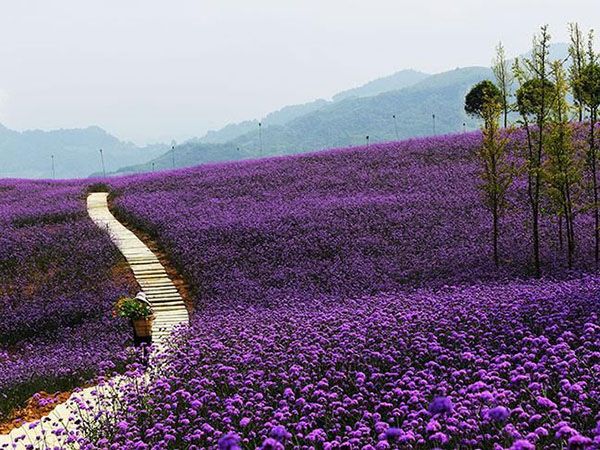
xmin=0 ymin=0 xmax=598 ymax=145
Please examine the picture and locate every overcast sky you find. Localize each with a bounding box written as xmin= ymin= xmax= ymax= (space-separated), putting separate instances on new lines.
xmin=0 ymin=0 xmax=598 ymax=145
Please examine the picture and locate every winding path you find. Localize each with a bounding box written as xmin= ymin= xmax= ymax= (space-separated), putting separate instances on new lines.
xmin=0 ymin=192 xmax=189 ymax=449
xmin=87 ymin=192 xmax=189 ymax=342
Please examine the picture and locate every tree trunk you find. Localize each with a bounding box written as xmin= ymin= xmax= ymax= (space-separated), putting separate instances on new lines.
xmin=493 ymin=206 xmax=499 ymax=267
xmin=591 ymin=111 xmax=599 ymax=266
xmin=558 ymin=216 xmax=563 ymax=251
xmin=523 ymin=122 xmax=540 ymax=276
xmin=532 ymin=199 xmax=541 ymax=277
xmin=564 ymin=182 xmax=576 ymax=269
xmin=534 ymin=122 xmax=543 ymax=278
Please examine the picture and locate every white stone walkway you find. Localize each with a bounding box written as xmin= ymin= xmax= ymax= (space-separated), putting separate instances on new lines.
xmin=0 ymin=192 xmax=189 ymax=449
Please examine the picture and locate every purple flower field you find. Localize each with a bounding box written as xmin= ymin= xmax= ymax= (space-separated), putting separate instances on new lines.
xmin=68 ymin=132 xmax=597 ymax=448
xmin=79 ymin=277 xmax=600 ymax=449
xmin=2 ymin=132 xmax=600 ymax=448
xmin=110 ymin=132 xmax=594 ymax=307
xmin=0 ymin=181 xmax=137 ymax=420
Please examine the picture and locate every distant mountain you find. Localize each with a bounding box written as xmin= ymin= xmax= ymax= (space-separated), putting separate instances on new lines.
xmin=118 ymin=43 xmax=572 ymax=176
xmin=197 ymin=120 xmax=258 ymax=144
xmin=118 ymin=66 xmax=491 ymax=174
xmin=114 ymin=141 xmax=250 ymax=175
xmin=197 ymin=99 xmax=330 ymax=145
xmin=0 ymin=125 xmax=167 ymax=179
xmin=4 ymin=43 xmax=570 ymax=179
xmin=332 ymin=69 xmax=430 ymax=101
xmin=197 ymin=70 xmax=428 ymax=145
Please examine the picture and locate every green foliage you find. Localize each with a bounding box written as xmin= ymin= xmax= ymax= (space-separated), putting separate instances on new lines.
xmin=476 ymin=96 xmax=515 ymax=265
xmin=465 ymin=80 xmax=502 ymax=119
xmin=568 ymin=23 xmax=587 ymax=119
xmin=493 ymin=42 xmax=514 ymax=126
xmin=578 ymin=63 xmax=600 ymax=110
xmin=516 ymin=79 xmax=556 ymax=118
xmin=114 ymin=297 xmax=153 ymax=320
xmin=544 ymin=62 xmax=582 ymax=267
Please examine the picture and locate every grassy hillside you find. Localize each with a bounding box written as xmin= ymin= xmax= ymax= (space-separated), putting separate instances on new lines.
xmin=195 ymin=70 xmax=428 ymax=146
xmin=120 ymin=67 xmax=490 ymax=173
xmin=2 ymin=132 xmax=599 ymax=446
xmin=111 ymin=131 xmax=595 ymax=308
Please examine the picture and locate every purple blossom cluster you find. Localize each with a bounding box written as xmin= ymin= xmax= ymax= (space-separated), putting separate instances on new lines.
xmin=78 ymin=278 xmax=600 ymax=448
xmin=0 ymin=180 xmax=137 ymax=420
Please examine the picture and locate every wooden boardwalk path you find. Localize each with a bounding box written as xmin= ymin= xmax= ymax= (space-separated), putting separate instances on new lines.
xmin=0 ymin=192 xmax=189 ymax=449
xmin=87 ymin=192 xmax=189 ymax=343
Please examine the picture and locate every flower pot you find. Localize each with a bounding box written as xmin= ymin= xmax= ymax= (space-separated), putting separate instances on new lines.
xmin=132 ymin=315 xmax=155 ymax=338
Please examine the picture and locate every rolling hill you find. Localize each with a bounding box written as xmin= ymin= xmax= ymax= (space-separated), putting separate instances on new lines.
xmin=194 ymin=69 xmax=429 ymax=146
xmin=116 ymin=66 xmax=491 ymax=174
xmin=0 ymin=125 xmax=167 ymax=179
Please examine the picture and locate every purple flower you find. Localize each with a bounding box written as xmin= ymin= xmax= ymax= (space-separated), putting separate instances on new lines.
xmin=384 ymin=427 xmax=403 ymax=441
xmin=428 ymin=396 xmax=454 ymax=415
xmin=567 ymin=435 xmax=592 ymax=449
xmin=430 ymin=432 xmax=448 ymax=444
xmin=536 ymin=396 xmax=557 ymax=409
xmin=510 ymin=440 xmax=535 ymax=450
xmin=269 ymin=425 xmax=291 ymax=442
xmin=487 ymin=406 xmax=510 ymax=423
xmin=260 ymin=438 xmax=284 ymax=450
xmin=13 ymin=131 xmax=598 ymax=448
xmin=218 ymin=432 xmax=241 ymax=450
xmin=239 ymin=417 xmax=251 ymax=427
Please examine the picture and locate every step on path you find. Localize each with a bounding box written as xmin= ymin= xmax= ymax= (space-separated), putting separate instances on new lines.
xmin=0 ymin=192 xmax=189 ymax=449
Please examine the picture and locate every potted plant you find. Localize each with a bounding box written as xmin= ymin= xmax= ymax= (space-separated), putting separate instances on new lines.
xmin=114 ymin=296 xmax=155 ymax=338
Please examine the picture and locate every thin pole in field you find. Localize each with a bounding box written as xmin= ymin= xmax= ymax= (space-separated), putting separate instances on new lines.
xmin=258 ymin=122 xmax=263 ymax=157
xmin=171 ymin=140 xmax=176 ymax=168
xmin=432 ymin=113 xmax=436 ymax=135
xmin=51 ymin=155 xmax=55 ymax=179
xmin=366 ymin=135 xmax=370 ymax=148
xmin=392 ymin=114 xmax=399 ymax=140
xmin=463 ymin=122 xmax=466 ymax=133
xmin=99 ymin=148 xmax=106 ymax=177
xmin=152 ymin=162 xmax=155 ymax=172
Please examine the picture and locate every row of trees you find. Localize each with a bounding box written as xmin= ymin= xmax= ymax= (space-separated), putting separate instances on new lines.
xmin=465 ymin=24 xmax=600 ymax=276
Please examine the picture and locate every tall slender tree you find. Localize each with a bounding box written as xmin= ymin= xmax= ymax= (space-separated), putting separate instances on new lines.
xmin=514 ymin=25 xmax=555 ymax=277
xmin=578 ymin=33 xmax=600 ymax=265
xmin=544 ymin=61 xmax=581 ymax=268
xmin=493 ymin=42 xmax=514 ymax=128
xmin=569 ymin=23 xmax=587 ymax=122
xmin=465 ymin=80 xmax=514 ymax=266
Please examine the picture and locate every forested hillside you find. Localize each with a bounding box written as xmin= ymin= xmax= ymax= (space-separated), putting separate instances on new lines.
xmin=118 ymin=67 xmax=489 ymax=173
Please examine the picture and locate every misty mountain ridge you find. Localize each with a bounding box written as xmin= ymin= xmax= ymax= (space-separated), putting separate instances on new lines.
xmin=1 ymin=43 xmax=571 ymax=178
xmin=114 ymin=65 xmax=492 ymax=174
xmin=196 ymin=69 xmax=430 ymax=145
xmin=0 ymin=124 xmax=166 ymax=179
